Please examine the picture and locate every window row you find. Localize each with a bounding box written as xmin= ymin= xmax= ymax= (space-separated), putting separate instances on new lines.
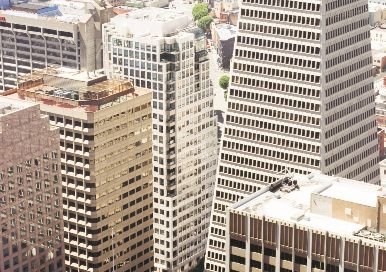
xmin=219 ymin=165 xmax=310 ymax=183
xmin=222 ymin=149 xmax=320 ymax=169
xmin=326 ymin=18 xmax=368 ymax=41
xmin=214 ymin=190 xmax=244 ymax=205
xmin=328 ymin=145 xmax=378 ymax=179
xmin=224 ymin=127 xmax=320 ymax=154
xmin=326 ymin=4 xmax=368 ymax=26
xmin=326 ymin=56 xmax=371 ymax=83
xmin=230 ymin=81 xmax=320 ymax=98
xmin=229 ymin=102 xmax=320 ymax=126
xmin=326 ymin=96 xmax=374 ymax=125
xmin=237 ymin=35 xmax=320 ymax=55
xmin=326 ymin=0 xmax=361 ymax=12
xmin=239 ymin=21 xmax=321 ymax=41
xmin=240 ymin=8 xmax=320 ymax=26
xmin=326 ymin=43 xmax=370 ymax=69
xmin=234 ymin=61 xmax=320 ymax=83
xmin=206 ymin=245 xmax=225 ymax=261
xmin=235 ymin=50 xmax=320 ymax=70
xmin=325 ymin=121 xmax=376 ymax=153
xmin=241 ymin=0 xmax=320 ymax=12
xmin=326 ymin=70 xmax=372 ymax=97
xmin=231 ymin=88 xmax=320 ymax=112
xmin=226 ymin=114 xmax=321 ymax=139
xmin=325 ymin=108 xmax=375 ymax=139
xmin=326 ymin=30 xmax=369 ymax=55
xmin=217 ymin=177 xmax=259 ymax=194
xmin=325 ymin=134 xmax=376 ymax=167
xmin=347 ymin=165 xmax=379 ymax=184
xmin=326 ymin=82 xmax=372 ymax=112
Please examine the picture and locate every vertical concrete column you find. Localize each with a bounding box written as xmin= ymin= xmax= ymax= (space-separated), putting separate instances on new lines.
xmin=246 ymin=215 xmax=250 ymax=271
xmin=275 ymin=223 xmax=280 ymax=272
xmin=339 ymin=239 xmax=345 ymax=272
xmin=307 ymin=230 xmax=312 ymax=272
xmin=225 ymin=210 xmax=230 ymax=272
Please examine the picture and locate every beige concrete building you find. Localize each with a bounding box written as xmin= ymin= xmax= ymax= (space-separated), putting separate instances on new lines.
xmin=5 ymin=68 xmax=154 ymax=272
xmin=226 ymin=172 xmax=386 ymax=272
xmin=0 ymin=97 xmax=64 ymax=271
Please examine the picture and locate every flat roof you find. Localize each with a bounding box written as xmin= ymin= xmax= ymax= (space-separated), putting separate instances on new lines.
xmin=108 ymin=7 xmax=192 ymax=37
xmin=214 ymin=24 xmax=237 ymax=40
xmin=6 ymin=68 xmax=149 ymax=113
xmin=0 ymin=96 xmax=36 ymax=117
xmin=319 ymin=178 xmax=383 ymax=207
xmin=233 ymin=172 xmax=385 ymax=237
xmin=0 ymin=0 xmax=103 ymax=24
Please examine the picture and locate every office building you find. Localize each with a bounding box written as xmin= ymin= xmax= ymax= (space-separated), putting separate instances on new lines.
xmin=226 ymin=172 xmax=386 ymax=272
xmin=206 ymin=0 xmax=380 ymax=271
xmin=0 ymin=0 xmax=112 ymax=92
xmin=103 ymin=8 xmax=218 ymax=271
xmin=5 ymin=68 xmax=154 ymax=272
xmin=0 ymin=96 xmax=64 ymax=271
xmin=210 ymin=23 xmax=237 ymax=70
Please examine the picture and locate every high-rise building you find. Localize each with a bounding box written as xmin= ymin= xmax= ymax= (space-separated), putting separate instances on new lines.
xmin=5 ymin=68 xmax=154 ymax=272
xmin=0 ymin=0 xmax=113 ymax=92
xmin=206 ymin=1 xmax=380 ymax=271
xmin=103 ymin=8 xmax=218 ymax=271
xmin=225 ymin=172 xmax=386 ymax=272
xmin=0 ymin=96 xmax=64 ymax=271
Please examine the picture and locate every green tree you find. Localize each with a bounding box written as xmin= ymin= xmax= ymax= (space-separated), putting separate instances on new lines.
xmin=219 ymin=75 xmax=230 ymax=90
xmin=197 ymin=15 xmax=213 ymax=32
xmin=192 ymin=3 xmax=209 ymax=21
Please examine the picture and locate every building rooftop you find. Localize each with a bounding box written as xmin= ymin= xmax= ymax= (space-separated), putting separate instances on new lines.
xmin=0 ymin=97 xmax=35 ymax=117
xmin=214 ymin=23 xmax=237 ymax=41
xmin=107 ymin=7 xmax=191 ymax=37
xmin=12 ymin=3 xmax=51 ymax=12
xmin=0 ymin=0 xmax=107 ymax=24
xmin=233 ymin=172 xmax=386 ymax=242
xmin=5 ymin=68 xmax=147 ymax=112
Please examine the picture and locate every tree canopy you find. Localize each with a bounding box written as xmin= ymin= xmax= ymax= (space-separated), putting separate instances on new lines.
xmin=197 ymin=15 xmax=213 ymax=32
xmin=192 ymin=3 xmax=209 ymax=21
xmin=219 ymin=75 xmax=230 ymax=90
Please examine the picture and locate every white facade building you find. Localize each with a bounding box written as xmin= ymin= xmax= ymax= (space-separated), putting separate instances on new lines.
xmin=0 ymin=1 xmax=112 ymax=92
xmin=103 ymin=8 xmax=218 ymax=272
xmin=205 ymin=0 xmax=380 ymax=271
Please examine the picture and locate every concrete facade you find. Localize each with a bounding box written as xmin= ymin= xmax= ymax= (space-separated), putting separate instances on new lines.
xmin=206 ymin=0 xmax=380 ymax=271
xmin=103 ymin=8 xmax=218 ymax=272
xmin=5 ymin=68 xmax=154 ymax=272
xmin=0 ymin=0 xmax=113 ymax=92
xmin=0 ymin=97 xmax=64 ymax=271
xmin=226 ymin=173 xmax=386 ymax=272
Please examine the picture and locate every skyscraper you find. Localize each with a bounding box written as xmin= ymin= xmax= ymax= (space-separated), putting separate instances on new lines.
xmin=6 ymin=68 xmax=154 ymax=272
xmin=0 ymin=97 xmax=64 ymax=271
xmin=206 ymin=1 xmax=380 ymax=271
xmin=103 ymin=8 xmax=218 ymax=271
